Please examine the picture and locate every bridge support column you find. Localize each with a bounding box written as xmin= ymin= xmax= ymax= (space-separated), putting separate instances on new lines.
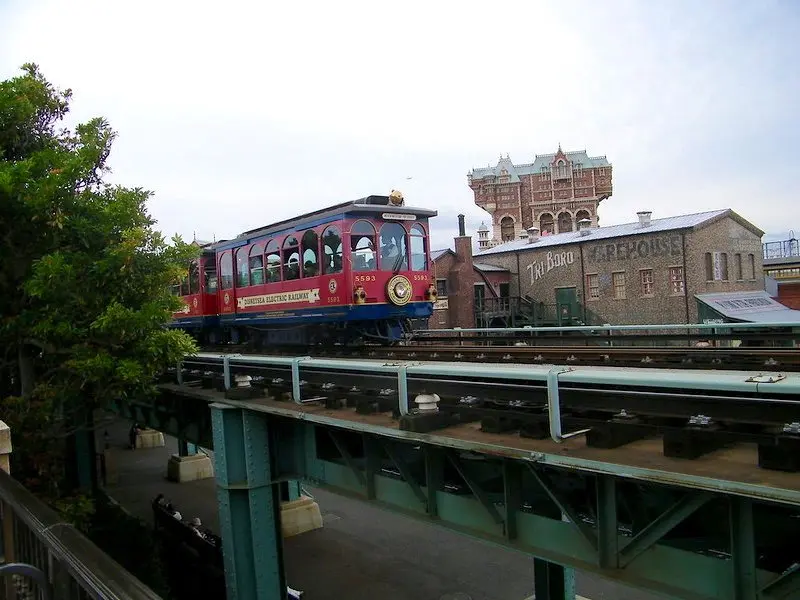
xmin=177 ymin=438 xmax=197 ymax=457
xmin=532 ymin=558 xmax=575 ymax=600
xmin=210 ymin=403 xmax=286 ymax=600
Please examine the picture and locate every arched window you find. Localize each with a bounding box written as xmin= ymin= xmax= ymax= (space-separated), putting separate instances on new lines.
xmin=500 ymin=217 xmax=515 ymax=242
xmin=350 ymin=221 xmax=376 ymax=272
xmin=220 ymin=251 xmax=233 ymax=290
xmin=575 ymin=209 xmax=591 ymax=225
xmin=539 ymin=214 xmax=554 ymax=235
xmin=557 ymin=212 xmax=573 ymax=233
xmin=236 ymin=247 xmax=249 ymax=287
xmin=265 ymin=240 xmax=280 ymax=283
xmin=410 ymin=224 xmax=427 ymax=271
xmin=322 ymin=226 xmax=343 ymax=274
xmin=302 ymin=230 xmax=319 ymax=278
xmin=204 ymin=258 xmax=218 ymax=293
xmin=189 ymin=260 xmax=200 ymax=294
xmin=249 ymin=244 xmax=264 ymax=285
xmin=379 ymin=223 xmax=408 ymax=271
xmin=282 ymin=236 xmax=300 ymax=281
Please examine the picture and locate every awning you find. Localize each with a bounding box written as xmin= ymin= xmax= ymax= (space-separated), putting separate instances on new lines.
xmin=695 ymin=290 xmax=800 ymax=324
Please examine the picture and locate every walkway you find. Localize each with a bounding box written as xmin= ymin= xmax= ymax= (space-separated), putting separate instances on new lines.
xmin=99 ymin=419 xmax=661 ymax=600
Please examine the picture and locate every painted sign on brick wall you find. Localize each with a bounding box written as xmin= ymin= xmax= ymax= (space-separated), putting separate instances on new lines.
xmin=526 ymin=250 xmax=575 ymax=283
xmin=587 ymin=234 xmax=682 ymax=263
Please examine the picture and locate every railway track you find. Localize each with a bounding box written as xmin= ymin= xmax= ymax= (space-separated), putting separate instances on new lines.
xmin=173 ymin=352 xmax=800 ymax=473
xmin=198 ymin=343 xmax=800 ymax=371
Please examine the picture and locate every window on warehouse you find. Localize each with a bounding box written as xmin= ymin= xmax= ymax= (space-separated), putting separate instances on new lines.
xmin=410 ymin=224 xmax=427 ymax=271
xmin=379 ymin=223 xmax=408 ymax=271
xmin=236 ymin=247 xmax=249 ymax=287
xmin=249 ymin=244 xmax=265 ymax=285
xmin=322 ymin=226 xmax=343 ymax=274
xmin=302 ymin=230 xmax=319 ymax=277
xmin=283 ymin=236 xmax=300 ymax=281
xmin=265 ymin=240 xmax=281 ymax=283
xmin=220 ymin=251 xmax=233 ymax=290
xmin=350 ymin=221 xmax=376 ymax=272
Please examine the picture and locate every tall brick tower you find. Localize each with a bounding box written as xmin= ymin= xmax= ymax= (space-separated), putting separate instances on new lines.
xmin=467 ymin=146 xmax=612 ymax=246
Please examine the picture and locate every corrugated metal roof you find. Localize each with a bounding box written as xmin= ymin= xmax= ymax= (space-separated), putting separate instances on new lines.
xmin=475 ymin=209 xmax=730 ymax=257
xmin=470 ymin=150 xmax=611 ymax=180
xmin=474 ymin=262 xmax=508 ymax=272
xmin=695 ymin=291 xmax=800 ymax=324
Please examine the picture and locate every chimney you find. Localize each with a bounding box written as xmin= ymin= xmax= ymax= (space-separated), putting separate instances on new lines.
xmin=637 ymin=211 xmax=652 ymax=227
xmin=526 ymin=227 xmax=540 ymax=244
xmin=457 ymin=214 xmax=466 ymax=237
xmin=578 ymin=218 xmax=592 ymax=236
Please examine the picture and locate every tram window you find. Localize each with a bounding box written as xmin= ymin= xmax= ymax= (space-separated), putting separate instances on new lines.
xmin=220 ymin=251 xmax=234 ymax=290
xmin=379 ymin=223 xmax=408 ymax=271
xmin=302 ymin=230 xmax=319 ymax=277
xmin=204 ymin=261 xmax=218 ymax=293
xmin=189 ymin=261 xmax=200 ymax=294
xmin=249 ymin=244 xmax=265 ymax=285
xmin=410 ymin=224 xmax=427 ymax=271
xmin=265 ymin=240 xmax=281 ymax=283
xmin=283 ymin=236 xmax=300 ymax=281
xmin=180 ymin=274 xmax=190 ymax=296
xmin=322 ymin=226 xmax=343 ymax=274
xmin=350 ymin=221 xmax=376 ymax=272
xmin=236 ymin=247 xmax=249 ymax=287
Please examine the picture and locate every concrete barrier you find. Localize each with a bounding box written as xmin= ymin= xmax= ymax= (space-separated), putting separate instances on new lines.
xmin=167 ymin=453 xmax=214 ymax=483
xmin=135 ymin=429 xmax=165 ymax=449
xmin=280 ymin=495 xmax=323 ymax=538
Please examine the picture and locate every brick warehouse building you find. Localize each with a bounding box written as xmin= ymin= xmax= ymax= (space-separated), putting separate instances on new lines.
xmin=429 ymin=215 xmax=510 ymax=329
xmin=468 ymin=146 xmax=612 ymax=246
xmin=431 ymin=208 xmax=799 ymax=328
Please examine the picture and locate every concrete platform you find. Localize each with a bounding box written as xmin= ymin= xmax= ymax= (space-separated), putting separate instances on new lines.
xmin=98 ymin=418 xmax=659 ymax=600
xmin=281 ymin=495 xmax=323 ymax=538
xmin=136 ymin=429 xmax=165 ymax=449
xmin=167 ymin=453 xmax=214 ymax=482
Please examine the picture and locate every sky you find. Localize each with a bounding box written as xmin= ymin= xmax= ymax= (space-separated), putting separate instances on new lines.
xmin=2 ymin=0 xmax=799 ymax=249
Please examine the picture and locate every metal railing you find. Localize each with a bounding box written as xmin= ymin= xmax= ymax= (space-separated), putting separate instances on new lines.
xmin=763 ymin=237 xmax=800 ymax=260
xmin=475 ymin=296 xmax=605 ymax=327
xmin=0 ymin=468 xmax=161 ymax=600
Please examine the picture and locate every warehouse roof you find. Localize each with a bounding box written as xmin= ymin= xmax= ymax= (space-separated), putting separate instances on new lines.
xmin=475 ymin=209 xmax=763 ymax=257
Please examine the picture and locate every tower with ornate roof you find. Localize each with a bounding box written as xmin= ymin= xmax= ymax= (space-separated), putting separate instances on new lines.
xmin=467 ymin=146 xmax=612 ymax=246
xmin=477 ymin=222 xmax=490 ymax=250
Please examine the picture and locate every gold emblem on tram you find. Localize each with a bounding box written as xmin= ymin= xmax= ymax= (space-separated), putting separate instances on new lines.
xmin=386 ymin=275 xmax=412 ymax=306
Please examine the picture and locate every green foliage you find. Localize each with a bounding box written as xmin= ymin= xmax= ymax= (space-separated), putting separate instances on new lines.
xmin=0 ymin=64 xmax=199 ymax=492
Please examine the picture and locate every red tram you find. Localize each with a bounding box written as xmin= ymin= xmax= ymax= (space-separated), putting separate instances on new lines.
xmin=170 ymin=191 xmax=438 ymax=345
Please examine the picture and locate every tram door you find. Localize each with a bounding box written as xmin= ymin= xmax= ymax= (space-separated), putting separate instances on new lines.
xmin=555 ymin=287 xmax=578 ymax=325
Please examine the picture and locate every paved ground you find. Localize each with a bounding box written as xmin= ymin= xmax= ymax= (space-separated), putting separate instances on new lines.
xmin=100 ymin=420 xmax=665 ymax=600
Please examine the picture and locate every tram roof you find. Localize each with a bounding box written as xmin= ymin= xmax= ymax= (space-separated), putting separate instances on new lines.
xmin=209 ymin=195 xmax=438 ymax=251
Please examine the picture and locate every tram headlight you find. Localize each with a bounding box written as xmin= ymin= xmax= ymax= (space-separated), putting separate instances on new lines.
xmin=386 ymin=275 xmax=412 ymax=306
xmin=354 ymin=286 xmax=367 ymax=304
xmin=425 ymin=284 xmax=437 ymax=302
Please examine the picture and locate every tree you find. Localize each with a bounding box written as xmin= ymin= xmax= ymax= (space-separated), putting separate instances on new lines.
xmin=0 ymin=64 xmax=198 ymax=495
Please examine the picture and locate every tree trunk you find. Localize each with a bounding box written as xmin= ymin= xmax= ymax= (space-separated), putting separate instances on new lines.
xmin=17 ymin=344 xmax=35 ymax=397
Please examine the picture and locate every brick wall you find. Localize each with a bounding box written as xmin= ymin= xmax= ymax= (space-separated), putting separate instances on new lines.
xmin=474 ymin=214 xmax=766 ymax=325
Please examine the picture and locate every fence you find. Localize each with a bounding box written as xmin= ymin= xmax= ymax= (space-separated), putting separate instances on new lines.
xmin=0 ymin=422 xmax=161 ymax=600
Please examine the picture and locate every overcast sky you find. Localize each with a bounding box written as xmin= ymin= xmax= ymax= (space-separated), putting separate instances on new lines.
xmin=2 ymin=1 xmax=798 ymax=249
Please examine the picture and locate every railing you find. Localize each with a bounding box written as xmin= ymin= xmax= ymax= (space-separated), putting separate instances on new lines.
xmin=763 ymin=238 xmax=800 ymax=260
xmin=0 ymin=468 xmax=161 ymax=600
xmin=475 ymin=296 xmax=605 ymax=327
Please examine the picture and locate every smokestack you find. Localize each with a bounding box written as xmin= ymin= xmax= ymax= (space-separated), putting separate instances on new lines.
xmin=578 ymin=218 xmax=592 ymax=236
xmin=457 ymin=214 xmax=466 ymax=237
xmin=526 ymin=227 xmax=540 ymax=244
xmin=637 ymin=211 xmax=652 ymax=227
